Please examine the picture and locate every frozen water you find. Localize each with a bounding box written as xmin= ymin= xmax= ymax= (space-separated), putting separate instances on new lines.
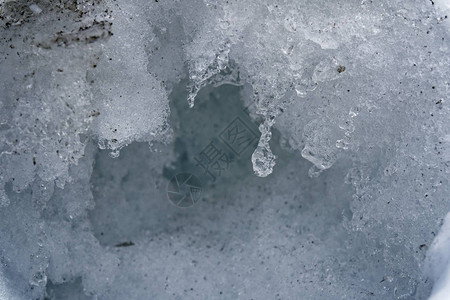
xmin=0 ymin=0 xmax=449 ymax=299
xmin=89 ymin=0 xmax=171 ymax=156
xmin=426 ymin=213 xmax=450 ymax=300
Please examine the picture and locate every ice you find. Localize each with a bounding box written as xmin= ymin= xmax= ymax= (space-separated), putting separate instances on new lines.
xmin=426 ymin=213 xmax=450 ymax=300
xmin=251 ymin=119 xmax=277 ymax=177
xmin=0 ymin=0 xmax=449 ymax=299
xmin=89 ymin=0 xmax=171 ymax=156
xmin=0 ymin=0 xmax=107 ymax=199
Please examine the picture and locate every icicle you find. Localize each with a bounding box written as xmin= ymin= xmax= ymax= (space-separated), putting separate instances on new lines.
xmin=251 ymin=118 xmax=277 ymax=177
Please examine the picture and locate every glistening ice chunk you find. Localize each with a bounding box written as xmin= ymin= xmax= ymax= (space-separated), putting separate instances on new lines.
xmin=90 ymin=0 xmax=171 ymax=156
xmin=251 ymin=120 xmax=276 ymax=177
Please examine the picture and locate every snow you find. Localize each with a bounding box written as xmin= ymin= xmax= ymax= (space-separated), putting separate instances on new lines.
xmin=0 ymin=0 xmax=449 ymax=299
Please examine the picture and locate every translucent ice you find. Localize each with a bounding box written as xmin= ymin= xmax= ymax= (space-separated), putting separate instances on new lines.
xmin=90 ymin=0 xmax=171 ymax=156
xmin=251 ymin=119 xmax=277 ymax=177
xmin=0 ymin=0 xmax=449 ymax=299
xmin=426 ymin=213 xmax=450 ymax=300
